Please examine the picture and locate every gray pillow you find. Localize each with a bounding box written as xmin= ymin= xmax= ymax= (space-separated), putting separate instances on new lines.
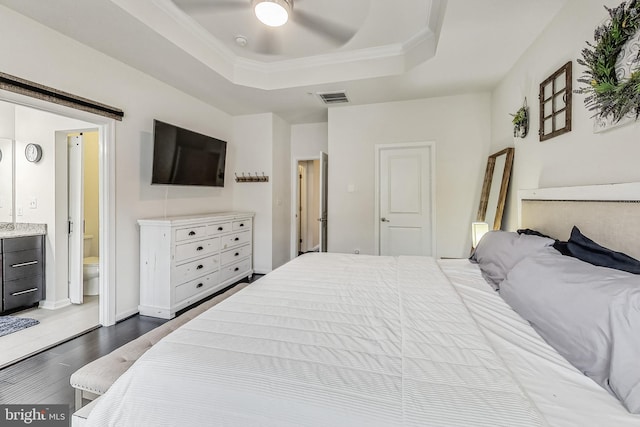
xmin=499 ymin=248 xmax=640 ymax=413
xmin=469 ymin=231 xmax=555 ymax=289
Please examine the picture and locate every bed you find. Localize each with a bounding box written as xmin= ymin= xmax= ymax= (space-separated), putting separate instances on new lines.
xmin=84 ymin=183 xmax=640 ymax=426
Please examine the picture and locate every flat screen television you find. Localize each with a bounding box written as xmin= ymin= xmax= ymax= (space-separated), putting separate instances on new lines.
xmin=151 ymin=120 xmax=227 ymax=187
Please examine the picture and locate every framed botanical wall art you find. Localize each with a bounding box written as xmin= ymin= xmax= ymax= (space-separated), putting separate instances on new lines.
xmin=576 ymin=1 xmax=640 ymax=133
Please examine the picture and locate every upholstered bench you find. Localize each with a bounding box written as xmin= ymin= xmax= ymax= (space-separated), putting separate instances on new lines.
xmin=70 ymin=282 xmax=249 ymax=410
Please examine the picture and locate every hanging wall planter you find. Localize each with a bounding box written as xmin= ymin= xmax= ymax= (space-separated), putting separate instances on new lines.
xmin=510 ymin=98 xmax=529 ymax=138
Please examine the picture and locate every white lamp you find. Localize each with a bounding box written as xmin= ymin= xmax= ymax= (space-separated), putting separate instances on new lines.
xmin=253 ymin=0 xmax=291 ymax=27
xmin=471 ymin=222 xmax=489 ymax=249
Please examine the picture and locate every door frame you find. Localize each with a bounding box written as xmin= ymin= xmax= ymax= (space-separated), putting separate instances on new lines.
xmin=1 ymin=90 xmax=117 ymax=327
xmin=374 ymin=141 xmax=437 ymax=256
xmin=297 ymin=163 xmax=307 ymax=253
xmin=290 ymin=155 xmax=320 ymax=260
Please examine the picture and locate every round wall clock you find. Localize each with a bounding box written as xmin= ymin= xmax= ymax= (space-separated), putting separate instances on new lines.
xmin=25 ymin=143 xmax=43 ymax=163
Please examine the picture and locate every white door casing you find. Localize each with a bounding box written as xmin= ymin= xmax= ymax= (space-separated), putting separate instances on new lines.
xmin=319 ymin=151 xmax=328 ymax=252
xmin=375 ymin=142 xmax=436 ymax=256
xmin=298 ymin=163 xmax=307 ymax=253
xmin=68 ymin=134 xmax=84 ymax=304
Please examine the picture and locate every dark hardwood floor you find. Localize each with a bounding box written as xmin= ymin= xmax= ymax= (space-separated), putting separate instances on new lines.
xmin=0 ymin=276 xmax=261 ymax=411
xmin=0 ymin=312 xmax=166 ymax=410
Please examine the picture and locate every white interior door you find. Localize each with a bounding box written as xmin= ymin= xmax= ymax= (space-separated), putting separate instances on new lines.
xmin=378 ymin=143 xmax=435 ymax=256
xmin=68 ymin=134 xmax=84 ymax=304
xmin=319 ymin=152 xmax=328 ymax=252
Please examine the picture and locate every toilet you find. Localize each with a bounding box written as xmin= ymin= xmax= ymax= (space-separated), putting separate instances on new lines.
xmin=83 ymin=235 xmax=100 ymax=296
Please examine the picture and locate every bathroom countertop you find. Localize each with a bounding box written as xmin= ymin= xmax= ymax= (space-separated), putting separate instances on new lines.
xmin=0 ymin=223 xmax=47 ymax=238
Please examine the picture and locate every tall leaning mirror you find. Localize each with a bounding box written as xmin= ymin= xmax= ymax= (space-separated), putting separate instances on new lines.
xmin=0 ymin=100 xmax=15 ymax=225
xmin=476 ymin=147 xmax=515 ymax=230
xmin=0 ymin=138 xmax=13 ymax=224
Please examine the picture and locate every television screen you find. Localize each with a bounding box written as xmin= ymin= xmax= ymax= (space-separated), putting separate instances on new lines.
xmin=151 ymin=120 xmax=227 ymax=187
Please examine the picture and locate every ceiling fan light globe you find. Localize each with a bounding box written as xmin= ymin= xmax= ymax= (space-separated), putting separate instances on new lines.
xmin=253 ymin=0 xmax=290 ymax=27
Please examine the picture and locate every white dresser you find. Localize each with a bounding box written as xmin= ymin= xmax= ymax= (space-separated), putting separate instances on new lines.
xmin=137 ymin=212 xmax=254 ymax=319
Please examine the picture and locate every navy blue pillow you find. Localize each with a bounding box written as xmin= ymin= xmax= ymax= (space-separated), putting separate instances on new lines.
xmin=517 ymin=228 xmax=570 ymax=255
xmin=565 ymin=226 xmax=640 ymax=274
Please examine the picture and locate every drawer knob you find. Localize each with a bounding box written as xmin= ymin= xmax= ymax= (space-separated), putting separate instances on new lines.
xmin=196 ymin=264 xmax=203 ymax=270
xmin=196 ymin=283 xmax=203 ymax=288
xmin=188 ymin=231 xmax=196 ymax=236
xmin=196 ymin=246 xmax=204 ymax=251
xmin=234 ymin=237 xmax=239 ymax=241
xmin=234 ymin=267 xmax=239 ymax=272
xmin=234 ymin=252 xmax=239 ymax=257
xmin=239 ymin=223 xmax=244 ymax=227
xmin=218 ymin=226 xmax=223 ymax=231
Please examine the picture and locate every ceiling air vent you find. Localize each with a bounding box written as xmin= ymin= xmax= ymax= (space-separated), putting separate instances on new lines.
xmin=317 ymin=91 xmax=349 ymax=105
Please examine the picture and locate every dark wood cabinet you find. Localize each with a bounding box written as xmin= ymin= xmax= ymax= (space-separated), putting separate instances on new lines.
xmin=1 ymin=235 xmax=45 ymax=313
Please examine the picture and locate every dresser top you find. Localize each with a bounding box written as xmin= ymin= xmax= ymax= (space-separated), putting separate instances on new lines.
xmin=138 ymin=211 xmax=254 ymax=226
xmin=0 ymin=222 xmax=47 ymax=238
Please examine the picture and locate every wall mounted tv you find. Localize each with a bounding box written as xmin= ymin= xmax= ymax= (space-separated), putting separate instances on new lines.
xmin=151 ymin=120 xmax=227 ymax=187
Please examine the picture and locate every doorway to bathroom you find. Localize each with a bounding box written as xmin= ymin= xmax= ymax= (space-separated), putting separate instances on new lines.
xmin=67 ymin=131 xmax=100 ymax=306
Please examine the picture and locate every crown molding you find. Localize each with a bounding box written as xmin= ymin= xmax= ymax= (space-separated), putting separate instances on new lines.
xmin=111 ymin=0 xmax=444 ymax=90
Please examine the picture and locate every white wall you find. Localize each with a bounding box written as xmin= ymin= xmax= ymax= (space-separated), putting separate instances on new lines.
xmin=232 ymin=113 xmax=291 ymax=272
xmin=291 ymin=122 xmax=328 ymax=159
xmin=328 ymin=94 xmax=491 ymax=258
xmin=0 ymin=6 xmax=234 ymax=319
xmin=271 ymin=115 xmax=291 ymax=269
xmin=232 ymin=114 xmax=274 ymax=274
xmin=492 ymin=0 xmax=640 ymax=230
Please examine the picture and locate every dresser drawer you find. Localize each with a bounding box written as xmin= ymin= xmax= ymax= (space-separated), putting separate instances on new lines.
xmin=220 ymin=258 xmax=251 ymax=282
xmin=207 ymin=222 xmax=232 ymax=236
xmin=175 ymin=226 xmax=207 ymax=242
xmin=232 ymin=219 xmax=251 ymax=231
xmin=3 ymin=276 xmax=43 ymax=311
xmin=2 ymin=235 xmax=43 ymax=252
xmin=3 ymin=249 xmax=43 ymax=281
xmin=174 ymin=271 xmax=219 ymax=305
xmin=175 ymin=237 xmax=220 ymax=262
xmin=220 ymin=244 xmax=251 ymax=266
xmin=174 ymin=255 xmax=219 ymax=282
xmin=221 ymin=231 xmax=251 ymax=250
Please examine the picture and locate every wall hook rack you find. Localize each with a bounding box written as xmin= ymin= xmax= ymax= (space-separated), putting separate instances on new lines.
xmin=235 ymin=172 xmax=269 ymax=183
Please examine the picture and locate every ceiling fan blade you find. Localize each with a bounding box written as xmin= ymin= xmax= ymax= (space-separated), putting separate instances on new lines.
xmin=291 ymin=10 xmax=357 ymax=45
xmin=175 ymin=0 xmax=250 ymax=13
xmin=254 ymin=28 xmax=283 ymax=55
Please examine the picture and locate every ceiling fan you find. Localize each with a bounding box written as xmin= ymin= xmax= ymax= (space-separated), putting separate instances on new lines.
xmin=175 ymin=0 xmax=358 ymax=55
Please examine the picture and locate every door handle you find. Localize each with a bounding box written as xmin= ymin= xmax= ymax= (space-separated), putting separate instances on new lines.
xmin=381 ymin=217 xmax=390 ymax=222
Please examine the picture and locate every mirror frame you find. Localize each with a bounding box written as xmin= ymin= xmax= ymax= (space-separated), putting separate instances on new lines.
xmin=476 ymin=147 xmax=515 ymax=230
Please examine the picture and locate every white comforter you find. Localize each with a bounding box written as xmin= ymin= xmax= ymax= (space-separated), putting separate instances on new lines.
xmin=86 ymin=253 xmax=546 ymax=426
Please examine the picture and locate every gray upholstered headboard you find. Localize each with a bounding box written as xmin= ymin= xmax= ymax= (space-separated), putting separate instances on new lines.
xmin=518 ymin=183 xmax=640 ymax=260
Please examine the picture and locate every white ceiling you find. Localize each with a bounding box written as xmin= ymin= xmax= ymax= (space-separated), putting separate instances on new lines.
xmin=0 ymin=0 xmax=568 ymax=123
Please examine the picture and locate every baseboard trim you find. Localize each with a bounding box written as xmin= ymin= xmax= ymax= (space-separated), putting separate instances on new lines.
xmin=39 ymin=298 xmax=71 ymax=310
xmin=116 ymin=308 xmax=139 ymax=322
